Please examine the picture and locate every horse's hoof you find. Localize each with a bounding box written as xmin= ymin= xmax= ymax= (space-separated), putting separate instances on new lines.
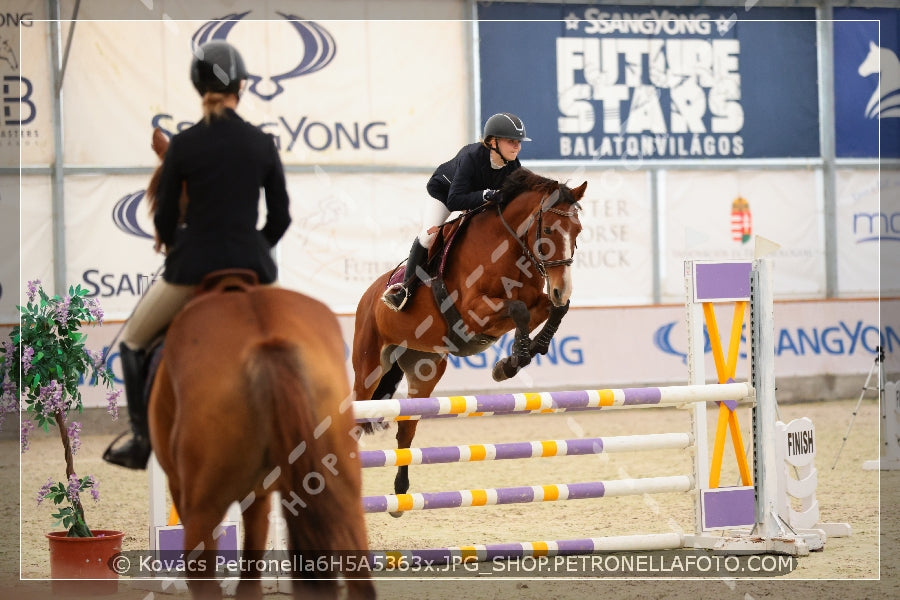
xmin=492 ymin=360 xmax=513 ymax=382
xmin=389 ymin=511 xmax=405 ymax=518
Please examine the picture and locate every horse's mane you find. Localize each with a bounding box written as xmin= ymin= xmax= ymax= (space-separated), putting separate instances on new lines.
xmin=145 ymin=165 xmax=162 ymax=216
xmin=500 ymin=168 xmax=578 ymax=205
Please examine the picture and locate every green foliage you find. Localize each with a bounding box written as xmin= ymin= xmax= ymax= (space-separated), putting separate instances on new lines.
xmin=1 ymin=281 xmax=118 ymax=537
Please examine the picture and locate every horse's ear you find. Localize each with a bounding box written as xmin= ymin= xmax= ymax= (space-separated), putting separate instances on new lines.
xmin=151 ymin=127 xmax=169 ymax=159
xmin=571 ymin=181 xmax=588 ymax=201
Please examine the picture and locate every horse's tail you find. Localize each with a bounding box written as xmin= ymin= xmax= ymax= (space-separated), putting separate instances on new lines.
xmin=243 ymin=337 xmax=360 ymax=554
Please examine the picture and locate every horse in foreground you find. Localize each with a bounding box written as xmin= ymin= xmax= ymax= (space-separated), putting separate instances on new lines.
xmin=352 ymin=169 xmax=586 ymax=501
xmin=145 ymin=129 xmax=374 ymax=599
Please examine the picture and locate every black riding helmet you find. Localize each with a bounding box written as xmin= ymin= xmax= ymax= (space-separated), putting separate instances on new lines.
xmin=190 ymin=40 xmax=248 ymax=95
xmin=482 ymin=113 xmax=532 ymax=142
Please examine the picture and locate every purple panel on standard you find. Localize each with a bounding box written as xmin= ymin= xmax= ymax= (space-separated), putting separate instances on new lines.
xmin=701 ymin=487 xmax=755 ymax=529
xmin=623 ymin=387 xmax=661 ymax=405
xmin=157 ymin=524 xmax=238 ymax=553
xmin=695 ymin=262 xmax=752 ymax=301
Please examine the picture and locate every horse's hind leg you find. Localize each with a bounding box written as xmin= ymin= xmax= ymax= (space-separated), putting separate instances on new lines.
xmin=235 ymin=494 xmax=270 ymax=600
xmin=492 ymin=299 xmax=533 ymax=381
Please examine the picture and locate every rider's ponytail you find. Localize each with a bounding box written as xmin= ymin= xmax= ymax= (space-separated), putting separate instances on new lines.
xmin=201 ymin=91 xmax=229 ymax=123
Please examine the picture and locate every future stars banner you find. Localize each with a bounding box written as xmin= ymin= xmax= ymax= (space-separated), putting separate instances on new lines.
xmin=477 ymin=3 xmax=819 ymax=161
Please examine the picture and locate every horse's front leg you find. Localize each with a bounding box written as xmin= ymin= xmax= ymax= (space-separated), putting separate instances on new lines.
xmin=528 ymin=300 xmax=570 ymax=357
xmin=492 ymin=300 xmax=533 ymax=382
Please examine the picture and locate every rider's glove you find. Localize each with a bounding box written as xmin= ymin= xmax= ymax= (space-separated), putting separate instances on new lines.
xmin=483 ymin=189 xmax=499 ymax=202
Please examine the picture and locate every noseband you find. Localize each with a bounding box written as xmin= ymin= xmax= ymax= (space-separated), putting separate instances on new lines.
xmin=496 ymin=188 xmax=579 ymax=280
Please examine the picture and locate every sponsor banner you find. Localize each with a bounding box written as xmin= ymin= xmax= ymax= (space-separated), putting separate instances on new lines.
xmin=835 ymin=169 xmax=899 ymax=296
xmin=660 ymin=169 xmax=823 ymax=301
xmin=278 ymin=170 xmax=427 ymax=313
xmin=2 ymin=1 xmax=52 ymax=166
xmin=54 ymin=174 xmax=167 ymax=317
xmin=478 ymin=3 xmax=819 ymax=161
xmin=833 ymin=8 xmax=900 ymax=159
xmin=53 ymin=15 xmax=468 ymax=167
xmin=278 ymin=168 xmax=653 ymax=311
xmin=74 ymin=298 xmax=894 ymax=408
xmin=540 ymin=167 xmax=653 ymax=304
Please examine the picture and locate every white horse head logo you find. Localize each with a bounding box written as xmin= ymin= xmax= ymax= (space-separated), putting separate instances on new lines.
xmin=859 ymin=41 xmax=900 ymax=119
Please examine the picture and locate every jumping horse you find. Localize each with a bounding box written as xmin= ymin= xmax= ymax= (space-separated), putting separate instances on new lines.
xmin=352 ymin=169 xmax=586 ymax=503
xmin=145 ymin=129 xmax=374 ymax=600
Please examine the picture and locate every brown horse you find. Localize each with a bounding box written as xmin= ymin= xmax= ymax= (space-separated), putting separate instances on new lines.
xmin=145 ymin=130 xmax=374 ymax=600
xmin=352 ymin=169 xmax=586 ymax=500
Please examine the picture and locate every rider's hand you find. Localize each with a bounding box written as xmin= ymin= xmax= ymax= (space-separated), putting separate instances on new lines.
xmin=483 ymin=189 xmax=499 ymax=202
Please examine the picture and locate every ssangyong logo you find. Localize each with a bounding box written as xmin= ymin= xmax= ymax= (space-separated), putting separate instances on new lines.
xmin=152 ymin=12 xmax=388 ymax=153
xmin=112 ymin=191 xmax=154 ymax=240
xmin=192 ymin=11 xmax=336 ymax=102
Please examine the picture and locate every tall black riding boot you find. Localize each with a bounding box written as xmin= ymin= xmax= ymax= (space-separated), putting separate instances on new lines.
xmin=102 ymin=342 xmax=151 ymax=469
xmin=382 ymin=239 xmax=429 ymax=312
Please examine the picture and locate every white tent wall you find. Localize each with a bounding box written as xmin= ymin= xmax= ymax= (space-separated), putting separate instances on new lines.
xmin=3 ymin=0 xmax=897 ymax=398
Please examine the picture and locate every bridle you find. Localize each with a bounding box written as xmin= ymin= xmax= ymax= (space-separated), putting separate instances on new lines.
xmin=496 ymin=187 xmax=579 ymax=280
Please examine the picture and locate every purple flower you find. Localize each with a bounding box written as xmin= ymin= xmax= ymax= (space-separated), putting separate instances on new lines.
xmin=86 ymin=298 xmax=104 ymax=324
xmin=21 ymin=346 xmax=34 ymax=374
xmin=38 ymin=381 xmax=64 ymax=419
xmin=26 ymin=279 xmax=40 ymax=303
xmin=55 ymin=295 xmax=71 ymax=325
xmin=20 ymin=420 xmax=34 ymax=453
xmin=87 ymin=475 xmax=100 ymax=502
xmin=36 ymin=478 xmax=53 ymax=506
xmin=105 ymin=389 xmax=121 ymax=420
xmin=66 ymin=474 xmax=81 ymax=504
xmin=67 ymin=421 xmax=81 ymax=455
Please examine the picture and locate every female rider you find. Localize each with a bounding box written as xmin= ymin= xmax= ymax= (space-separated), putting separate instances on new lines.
xmin=382 ymin=112 xmax=530 ymax=311
xmin=104 ymin=40 xmax=291 ymax=469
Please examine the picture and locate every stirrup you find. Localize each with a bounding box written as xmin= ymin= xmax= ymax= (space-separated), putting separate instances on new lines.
xmin=381 ymin=283 xmax=410 ymax=312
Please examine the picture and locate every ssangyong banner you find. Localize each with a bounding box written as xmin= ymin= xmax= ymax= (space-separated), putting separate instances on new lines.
xmin=52 ymin=15 xmax=468 ymax=167
xmin=76 ymin=298 xmax=896 ymax=408
xmin=835 ymin=169 xmax=899 ymax=296
xmin=833 ymin=8 xmax=900 ymax=159
xmin=478 ymin=3 xmax=819 ymax=161
xmin=660 ymin=169 xmax=824 ymax=301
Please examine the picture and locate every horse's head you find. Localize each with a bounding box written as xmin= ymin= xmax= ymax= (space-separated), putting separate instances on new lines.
xmin=147 ymin=127 xmax=186 ymax=254
xmin=501 ymin=169 xmax=587 ymax=307
xmin=858 ymin=41 xmax=882 ymax=78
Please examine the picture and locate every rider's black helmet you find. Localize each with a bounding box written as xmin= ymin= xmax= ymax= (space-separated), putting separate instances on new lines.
xmin=190 ymin=41 xmax=248 ymax=96
xmin=483 ymin=113 xmax=531 ymax=142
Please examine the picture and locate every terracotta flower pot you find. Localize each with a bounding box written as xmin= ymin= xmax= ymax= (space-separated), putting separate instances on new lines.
xmin=46 ymin=529 xmax=125 ymax=596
